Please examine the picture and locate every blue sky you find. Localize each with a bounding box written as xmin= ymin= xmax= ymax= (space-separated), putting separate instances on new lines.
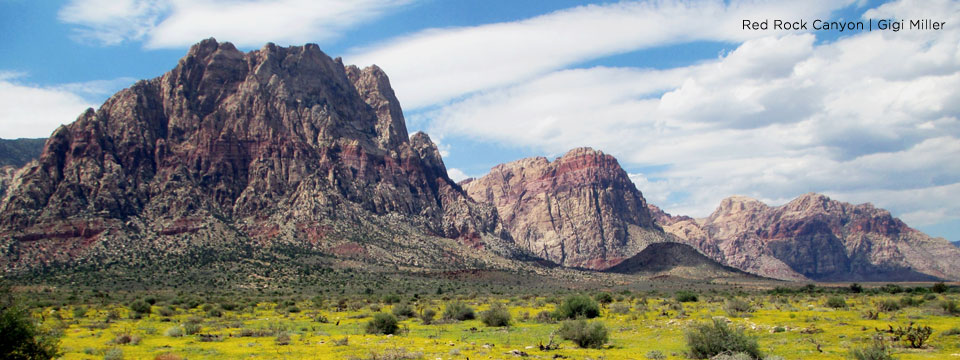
xmin=1 ymin=0 xmax=959 ymax=242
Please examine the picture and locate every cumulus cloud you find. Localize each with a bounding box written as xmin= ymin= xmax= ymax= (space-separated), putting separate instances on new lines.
xmin=446 ymin=168 xmax=470 ymax=182
xmin=347 ymin=0 xmax=854 ymax=108
xmin=415 ymin=0 xmax=960 ymax=228
xmin=58 ymin=0 xmax=413 ymax=48
xmin=0 ymin=73 xmax=135 ymax=139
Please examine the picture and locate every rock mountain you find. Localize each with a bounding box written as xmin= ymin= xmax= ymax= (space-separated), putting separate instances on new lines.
xmin=0 ymin=39 xmax=515 ymax=275
xmin=461 ymin=148 xmax=670 ymax=270
xmin=652 ymin=194 xmax=960 ymax=281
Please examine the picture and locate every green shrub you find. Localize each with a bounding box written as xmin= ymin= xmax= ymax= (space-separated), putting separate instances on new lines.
xmin=931 ymin=282 xmax=948 ymax=294
xmin=826 ymin=296 xmax=847 ymax=309
xmin=594 ymin=292 xmax=614 ymax=304
xmin=850 ymin=283 xmax=864 ymax=293
xmin=610 ymin=302 xmax=631 ymax=314
xmin=365 ymin=313 xmax=399 ymax=335
xmin=103 ymin=348 xmax=123 ymax=360
xmin=392 ymin=303 xmax=415 ymax=319
xmin=942 ymin=327 xmax=960 ymax=336
xmin=165 ymin=326 xmax=184 ymax=337
xmin=129 ymin=300 xmax=151 ymax=315
xmin=675 ymin=291 xmax=699 ymax=303
xmin=182 ymin=323 xmax=201 ymax=335
xmin=0 ymin=303 xmax=60 ymax=359
xmin=645 ymin=349 xmax=666 ymax=360
xmin=206 ymin=308 xmax=223 ymax=318
xmin=724 ymin=297 xmax=754 ymax=316
xmin=554 ymin=295 xmax=600 ymax=320
xmin=558 ymin=320 xmax=608 ymax=349
xmin=942 ymin=300 xmax=959 ymax=315
xmin=73 ymin=306 xmax=87 ymax=319
xmin=878 ymin=298 xmax=901 ymax=312
xmin=882 ymin=284 xmax=903 ymax=294
xmin=382 ymin=294 xmax=401 ymax=304
xmin=443 ymin=302 xmax=475 ymax=321
xmin=419 ymin=309 xmax=436 ymax=325
xmin=480 ymin=303 xmax=511 ymax=327
xmin=850 ymin=337 xmax=894 ymax=360
xmin=899 ymin=296 xmax=923 ymax=308
xmin=684 ymin=318 xmax=761 ymax=359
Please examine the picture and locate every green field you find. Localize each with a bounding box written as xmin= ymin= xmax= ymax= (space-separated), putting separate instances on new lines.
xmin=12 ymin=284 xmax=960 ymax=359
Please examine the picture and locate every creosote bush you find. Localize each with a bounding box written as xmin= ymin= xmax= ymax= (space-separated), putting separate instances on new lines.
xmin=129 ymin=300 xmax=151 ymax=315
xmin=365 ymin=313 xmax=399 ymax=335
xmin=554 ymin=295 xmax=600 ymax=320
xmin=391 ymin=303 xmax=415 ymax=319
xmin=675 ymin=291 xmax=699 ymax=303
xmin=419 ymin=309 xmax=436 ymax=325
xmin=442 ymin=302 xmax=475 ymax=321
xmin=724 ymin=297 xmax=754 ymax=317
xmin=826 ymin=296 xmax=848 ymax=309
xmin=480 ymin=303 xmax=511 ymax=327
xmin=684 ymin=318 xmax=761 ymax=359
xmin=558 ymin=319 xmax=608 ymax=349
xmin=0 ymin=302 xmax=61 ymax=359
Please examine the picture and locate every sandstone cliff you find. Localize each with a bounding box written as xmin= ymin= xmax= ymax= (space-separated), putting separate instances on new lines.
xmin=461 ymin=148 xmax=669 ymax=270
xmin=653 ymin=193 xmax=960 ymax=281
xmin=0 ymin=39 xmax=514 ymax=274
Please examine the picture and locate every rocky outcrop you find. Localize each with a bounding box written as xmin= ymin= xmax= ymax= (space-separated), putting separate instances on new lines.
xmin=0 ymin=39 xmax=514 ymax=273
xmin=654 ymin=193 xmax=960 ymax=281
xmin=462 ymin=147 xmax=669 ymax=270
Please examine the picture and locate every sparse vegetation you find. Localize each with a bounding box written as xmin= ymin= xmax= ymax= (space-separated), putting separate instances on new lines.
xmin=826 ymin=296 xmax=847 ymax=309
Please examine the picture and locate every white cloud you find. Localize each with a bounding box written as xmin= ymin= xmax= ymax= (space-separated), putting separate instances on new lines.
xmin=58 ymin=0 xmax=413 ymax=48
xmin=0 ymin=73 xmax=135 ymax=139
xmin=347 ymin=0 xmax=854 ymax=109
xmin=417 ymin=0 xmax=960 ymax=229
xmin=446 ymin=168 xmax=470 ymax=182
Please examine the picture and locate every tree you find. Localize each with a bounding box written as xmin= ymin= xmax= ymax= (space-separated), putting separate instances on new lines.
xmin=0 ymin=288 xmax=60 ymax=360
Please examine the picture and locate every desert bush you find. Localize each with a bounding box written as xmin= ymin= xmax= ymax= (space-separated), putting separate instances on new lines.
xmin=899 ymin=296 xmax=923 ymax=308
xmin=129 ymin=300 xmax=151 ymax=315
xmin=645 ymin=350 xmax=666 ymax=359
xmin=480 ymin=303 xmax=511 ymax=327
xmin=182 ymin=323 xmax=201 ymax=335
xmin=534 ymin=310 xmax=555 ymax=323
xmin=594 ymin=292 xmax=614 ymax=304
xmin=724 ymin=297 xmax=755 ymax=316
xmin=392 ymin=303 xmax=415 ymax=319
xmin=419 ymin=309 xmax=436 ymax=325
xmin=442 ymin=302 xmax=475 ymax=321
xmin=684 ymin=318 xmax=761 ymax=359
xmin=710 ymin=353 xmax=754 ymax=360
xmin=366 ymin=313 xmax=399 ymax=335
xmin=941 ymin=300 xmax=959 ymax=315
xmin=877 ymin=298 xmax=901 ymax=312
xmin=610 ymin=302 xmax=631 ymax=314
xmin=826 ymin=296 xmax=847 ymax=309
xmin=882 ymin=284 xmax=903 ymax=294
xmin=850 ymin=336 xmax=894 ymax=360
xmin=153 ymin=353 xmax=183 ymax=360
xmin=382 ymin=294 xmax=401 ymax=304
xmin=73 ymin=306 xmax=87 ymax=319
xmin=164 ymin=326 xmax=183 ymax=337
xmin=554 ymin=295 xmax=600 ymax=320
xmin=332 ymin=337 xmax=349 ymax=346
xmin=207 ymin=308 xmax=223 ymax=318
xmin=675 ymin=291 xmax=699 ymax=303
xmin=850 ymin=283 xmax=864 ymax=293
xmin=558 ymin=319 xmax=608 ymax=349
xmin=931 ymin=282 xmax=948 ymax=294
xmin=103 ymin=348 xmax=123 ymax=360
xmin=942 ymin=327 xmax=960 ymax=336
xmin=157 ymin=306 xmax=175 ymax=317
xmin=275 ymin=332 xmax=291 ymax=346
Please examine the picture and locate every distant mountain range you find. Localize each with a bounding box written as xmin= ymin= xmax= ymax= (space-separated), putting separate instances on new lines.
xmin=2 ymin=39 xmax=957 ymax=283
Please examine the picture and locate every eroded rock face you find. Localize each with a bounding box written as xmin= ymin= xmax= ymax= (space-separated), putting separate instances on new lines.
xmin=462 ymin=147 xmax=668 ymax=270
xmin=653 ymin=193 xmax=960 ymax=281
xmin=0 ymin=39 xmax=512 ymax=273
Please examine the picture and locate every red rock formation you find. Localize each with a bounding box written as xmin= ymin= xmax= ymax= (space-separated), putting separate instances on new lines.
xmin=652 ymin=193 xmax=960 ymax=281
xmin=0 ymin=39 xmax=512 ymax=273
xmin=462 ymin=147 xmax=669 ymax=270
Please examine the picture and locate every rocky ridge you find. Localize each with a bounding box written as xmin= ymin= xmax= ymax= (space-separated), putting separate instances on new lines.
xmin=0 ymin=39 xmax=516 ymax=275
xmin=461 ymin=148 xmax=670 ymax=270
xmin=652 ymin=194 xmax=960 ymax=281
